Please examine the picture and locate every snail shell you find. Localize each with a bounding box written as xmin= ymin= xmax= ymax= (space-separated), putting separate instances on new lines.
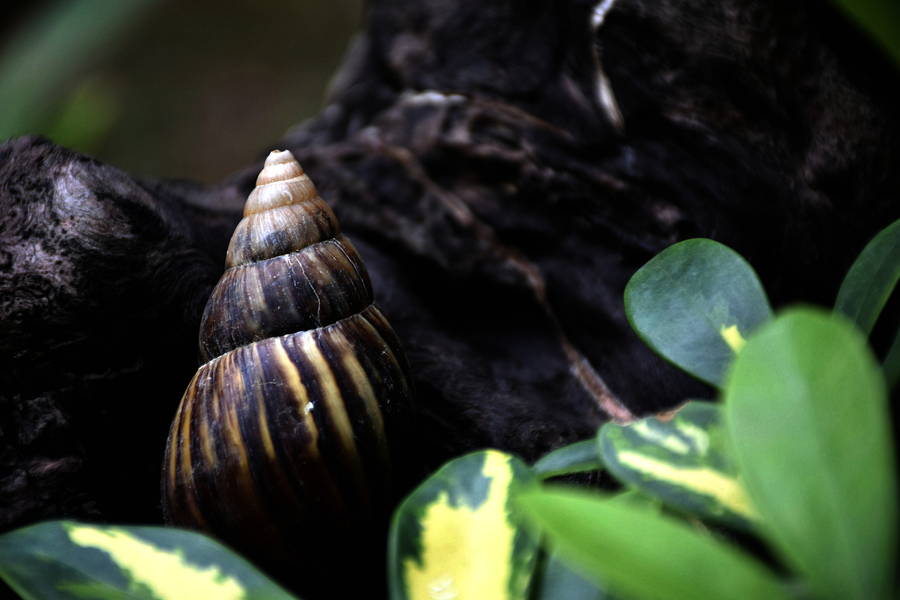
xmin=161 ymin=150 xmax=416 ymax=574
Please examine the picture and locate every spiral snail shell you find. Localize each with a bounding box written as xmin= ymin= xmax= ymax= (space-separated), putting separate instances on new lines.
xmin=161 ymin=150 xmax=417 ymax=579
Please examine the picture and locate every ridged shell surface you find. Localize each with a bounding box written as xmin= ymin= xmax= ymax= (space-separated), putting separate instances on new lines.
xmin=161 ymin=150 xmax=416 ymax=572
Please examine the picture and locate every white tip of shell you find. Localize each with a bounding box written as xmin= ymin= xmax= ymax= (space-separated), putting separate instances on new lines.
xmin=257 ymin=150 xmax=304 ymax=186
xmin=243 ymin=149 xmax=319 ymax=217
xmin=265 ymin=149 xmax=296 ymax=167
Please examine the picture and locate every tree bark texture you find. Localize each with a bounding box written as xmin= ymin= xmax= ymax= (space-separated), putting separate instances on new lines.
xmin=2 ymin=0 xmax=899 ymax=550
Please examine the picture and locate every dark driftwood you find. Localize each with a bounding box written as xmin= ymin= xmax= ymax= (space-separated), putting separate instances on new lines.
xmin=2 ymin=0 xmax=899 ymax=593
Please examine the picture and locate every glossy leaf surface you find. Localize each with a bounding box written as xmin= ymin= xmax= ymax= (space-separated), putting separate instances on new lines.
xmin=725 ymin=308 xmax=897 ymax=600
xmin=519 ymin=487 xmax=789 ymax=600
xmin=625 ymin=239 xmax=772 ymax=387
xmin=0 ymin=521 xmax=299 ymax=600
xmin=600 ymin=401 xmax=756 ymax=530
xmin=389 ymin=450 xmax=539 ymax=600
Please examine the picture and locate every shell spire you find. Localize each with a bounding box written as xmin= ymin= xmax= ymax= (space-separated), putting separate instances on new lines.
xmin=199 ymin=150 xmax=373 ymax=363
xmin=243 ymin=150 xmax=319 ymax=216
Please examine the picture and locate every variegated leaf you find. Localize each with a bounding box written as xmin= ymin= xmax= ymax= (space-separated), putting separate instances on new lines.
xmin=0 ymin=521 xmax=300 ymax=600
xmin=599 ymin=401 xmax=756 ymax=530
xmin=388 ymin=450 xmax=539 ymax=600
xmin=624 ymin=239 xmax=772 ymax=387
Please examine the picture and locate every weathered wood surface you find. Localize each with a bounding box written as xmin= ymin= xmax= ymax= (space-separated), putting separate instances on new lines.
xmin=2 ymin=0 xmax=898 ymax=539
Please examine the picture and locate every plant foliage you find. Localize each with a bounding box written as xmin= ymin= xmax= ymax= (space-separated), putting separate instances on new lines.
xmin=726 ymin=309 xmax=896 ymax=600
xmin=599 ymin=401 xmax=756 ymax=531
xmin=388 ymin=450 xmax=539 ymax=600
xmin=0 ymin=521 xmax=299 ymax=600
xmin=2 ymin=1 xmax=900 ymax=598
xmin=520 ymin=222 xmax=898 ymax=600
xmin=519 ymin=487 xmax=789 ymax=600
xmin=623 ymin=239 xmax=772 ymax=387
xmin=3 ymin=221 xmax=899 ymax=600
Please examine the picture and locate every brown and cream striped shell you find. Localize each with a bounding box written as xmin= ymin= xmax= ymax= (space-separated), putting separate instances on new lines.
xmin=161 ymin=150 xmax=416 ymax=574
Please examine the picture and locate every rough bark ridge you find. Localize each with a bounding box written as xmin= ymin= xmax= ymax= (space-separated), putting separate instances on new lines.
xmin=2 ymin=0 xmax=899 ymax=571
xmin=0 ymin=140 xmax=247 ymax=527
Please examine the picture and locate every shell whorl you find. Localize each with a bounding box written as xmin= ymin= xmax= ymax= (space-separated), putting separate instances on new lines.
xmin=162 ymin=150 xmax=416 ymax=576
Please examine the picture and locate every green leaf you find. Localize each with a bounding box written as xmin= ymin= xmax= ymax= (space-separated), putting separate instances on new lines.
xmin=0 ymin=521 xmax=300 ymax=600
xmin=519 ymin=487 xmax=790 ymax=600
xmin=625 ymin=239 xmax=772 ymax=387
xmin=389 ymin=450 xmax=539 ymax=600
xmin=599 ymin=401 xmax=756 ymax=531
xmin=725 ymin=308 xmax=898 ymax=600
xmin=530 ymin=548 xmax=610 ymax=600
xmin=532 ymin=440 xmax=603 ymax=480
xmin=835 ymin=219 xmax=900 ymax=336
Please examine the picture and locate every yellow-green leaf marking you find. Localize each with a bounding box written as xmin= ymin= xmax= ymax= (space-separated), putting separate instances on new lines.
xmin=624 ymin=238 xmax=772 ymax=386
xmin=614 ymin=451 xmax=756 ymax=520
xmin=600 ymin=401 xmax=757 ymax=530
xmin=630 ymin=420 xmax=693 ymax=455
xmin=719 ymin=324 xmax=748 ymax=353
xmin=395 ymin=450 xmax=537 ymax=600
xmin=66 ymin=525 xmax=245 ymax=600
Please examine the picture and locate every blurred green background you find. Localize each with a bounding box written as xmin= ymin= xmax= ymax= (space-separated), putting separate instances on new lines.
xmin=2 ymin=0 xmax=897 ymax=187
xmin=0 ymin=0 xmax=361 ymax=184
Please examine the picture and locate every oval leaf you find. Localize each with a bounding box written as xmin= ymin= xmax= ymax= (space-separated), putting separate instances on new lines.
xmin=532 ymin=439 xmax=603 ymax=480
xmin=519 ymin=487 xmax=790 ymax=600
xmin=835 ymin=218 xmax=900 ymax=336
xmin=725 ymin=308 xmax=897 ymax=600
xmin=625 ymin=239 xmax=772 ymax=387
xmin=388 ymin=450 xmax=539 ymax=600
xmin=599 ymin=401 xmax=756 ymax=530
xmin=0 ymin=521 xmax=300 ymax=600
